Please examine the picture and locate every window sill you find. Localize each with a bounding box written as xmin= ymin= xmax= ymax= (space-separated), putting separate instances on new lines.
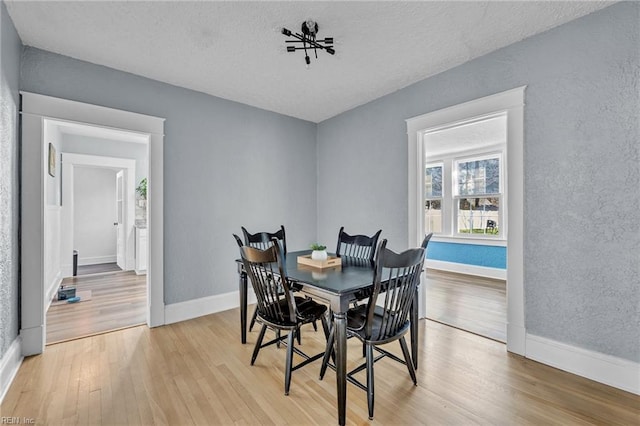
xmin=430 ymin=235 xmax=507 ymax=247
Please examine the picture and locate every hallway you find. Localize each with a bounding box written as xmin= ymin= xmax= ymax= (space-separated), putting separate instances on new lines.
xmin=46 ymin=271 xmax=146 ymax=344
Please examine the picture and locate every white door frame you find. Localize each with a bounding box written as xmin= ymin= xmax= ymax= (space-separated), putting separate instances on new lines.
xmin=406 ymin=86 xmax=526 ymax=355
xmin=61 ymin=153 xmax=136 ymax=276
xmin=20 ymin=92 xmax=165 ymax=355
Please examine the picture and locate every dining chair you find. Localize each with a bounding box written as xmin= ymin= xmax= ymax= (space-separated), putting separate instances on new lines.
xmin=320 ymin=239 xmax=425 ymax=420
xmin=335 ymin=226 xmax=382 ymax=264
xmin=236 ymin=237 xmax=330 ymax=395
xmin=241 ymin=225 xmax=290 ymax=332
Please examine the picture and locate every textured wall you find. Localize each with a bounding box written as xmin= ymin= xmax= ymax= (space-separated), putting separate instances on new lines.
xmin=20 ymin=48 xmax=318 ymax=305
xmin=0 ymin=1 xmax=22 ymax=358
xmin=317 ymin=3 xmax=639 ymax=361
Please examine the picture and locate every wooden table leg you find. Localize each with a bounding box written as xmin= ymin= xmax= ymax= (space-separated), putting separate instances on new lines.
xmin=239 ymin=270 xmax=248 ymax=344
xmin=334 ymin=310 xmax=347 ymax=426
xmin=411 ymin=288 xmax=419 ymax=369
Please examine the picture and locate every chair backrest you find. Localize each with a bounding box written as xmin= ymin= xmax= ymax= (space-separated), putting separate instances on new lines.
xmin=233 ymin=233 xmax=244 ymax=248
xmin=421 ymin=233 xmax=433 ymax=250
xmin=335 ymin=226 xmax=382 ymax=263
xmin=236 ymin=238 xmax=297 ymax=324
xmin=364 ymin=239 xmax=425 ymax=341
xmin=242 ymin=225 xmax=287 ymax=254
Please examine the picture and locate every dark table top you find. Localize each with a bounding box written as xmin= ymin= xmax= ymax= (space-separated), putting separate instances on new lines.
xmin=284 ymin=250 xmax=376 ymax=296
xmin=237 ymin=249 xmax=376 ymax=297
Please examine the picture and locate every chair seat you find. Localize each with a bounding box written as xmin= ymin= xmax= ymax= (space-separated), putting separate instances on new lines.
xmin=346 ymin=305 xmax=409 ymax=343
xmin=259 ymin=297 xmax=327 ymax=328
xmin=296 ymin=297 xmax=328 ymax=322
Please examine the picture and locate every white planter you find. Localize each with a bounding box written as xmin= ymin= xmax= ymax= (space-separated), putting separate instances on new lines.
xmin=311 ymin=250 xmax=328 ymax=261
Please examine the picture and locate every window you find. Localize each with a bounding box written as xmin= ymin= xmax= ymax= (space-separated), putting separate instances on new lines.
xmin=420 ymin=114 xmax=506 ymax=239
xmin=425 ymin=164 xmax=443 ymax=233
xmin=454 ymin=154 xmax=501 ymax=235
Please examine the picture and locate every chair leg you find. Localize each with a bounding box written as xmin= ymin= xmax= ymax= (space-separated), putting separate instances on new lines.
xmin=303 ymin=296 xmax=318 ymax=331
xmin=399 ymin=336 xmax=417 ymax=385
xmin=284 ymin=331 xmax=295 ymax=396
xmin=276 ymin=330 xmax=281 ymax=348
xmin=319 ymin=327 xmax=334 ymax=380
xmin=249 ymin=306 xmax=258 ymax=331
xmin=251 ymin=324 xmax=267 ymax=365
xmin=366 ymin=343 xmax=375 ymax=420
xmin=296 ymin=327 xmax=302 ymax=345
xmin=320 ymin=314 xmax=330 ymax=340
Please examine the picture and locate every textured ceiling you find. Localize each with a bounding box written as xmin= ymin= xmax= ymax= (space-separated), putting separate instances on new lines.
xmin=426 ymin=114 xmax=506 ymax=158
xmin=5 ymin=1 xmax=613 ymax=123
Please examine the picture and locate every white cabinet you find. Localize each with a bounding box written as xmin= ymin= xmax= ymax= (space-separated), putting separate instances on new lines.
xmin=135 ymin=227 xmax=147 ymax=275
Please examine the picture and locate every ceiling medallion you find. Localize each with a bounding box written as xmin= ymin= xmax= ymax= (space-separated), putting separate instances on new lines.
xmin=281 ymin=19 xmax=335 ymax=68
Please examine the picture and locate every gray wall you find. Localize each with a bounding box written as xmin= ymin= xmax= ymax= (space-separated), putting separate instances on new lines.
xmin=0 ymin=0 xmax=21 ymax=358
xmin=62 ymin=134 xmax=149 ymax=185
xmin=317 ymin=2 xmax=639 ymax=362
xmin=20 ymin=47 xmax=318 ymax=304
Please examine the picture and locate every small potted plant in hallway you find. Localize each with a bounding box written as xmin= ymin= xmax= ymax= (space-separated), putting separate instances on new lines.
xmin=136 ymin=178 xmax=147 ymax=207
xmin=310 ymin=243 xmax=328 ymax=261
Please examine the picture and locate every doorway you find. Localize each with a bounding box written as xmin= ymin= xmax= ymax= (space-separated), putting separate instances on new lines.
xmin=421 ymin=114 xmax=507 ymax=342
xmin=46 ymin=132 xmax=145 ymax=344
xmin=20 ymin=92 xmax=165 ymax=356
xmin=406 ymin=86 xmax=526 ymax=354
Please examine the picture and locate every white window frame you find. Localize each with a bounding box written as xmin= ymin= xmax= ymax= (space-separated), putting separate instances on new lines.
xmin=424 ymin=162 xmax=444 ymax=234
xmin=452 ymin=151 xmax=504 ymax=238
xmin=406 ymin=86 xmax=526 ymax=355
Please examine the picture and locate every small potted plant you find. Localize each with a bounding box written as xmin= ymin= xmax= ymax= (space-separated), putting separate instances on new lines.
xmin=136 ymin=178 xmax=147 ymax=207
xmin=310 ymin=243 xmax=328 ymax=261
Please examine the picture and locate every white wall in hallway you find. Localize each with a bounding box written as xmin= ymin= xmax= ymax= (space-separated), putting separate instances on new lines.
xmin=73 ymin=167 xmax=117 ymax=265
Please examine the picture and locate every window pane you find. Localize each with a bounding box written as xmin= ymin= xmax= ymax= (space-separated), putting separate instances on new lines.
xmin=425 ymin=165 xmax=442 ymax=197
xmin=457 ymin=197 xmax=500 ymax=235
xmin=457 ymin=158 xmax=500 ymax=196
xmin=425 ymin=199 xmax=442 ymax=233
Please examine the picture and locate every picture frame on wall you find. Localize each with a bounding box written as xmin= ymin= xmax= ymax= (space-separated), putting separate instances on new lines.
xmin=48 ymin=143 xmax=56 ymax=177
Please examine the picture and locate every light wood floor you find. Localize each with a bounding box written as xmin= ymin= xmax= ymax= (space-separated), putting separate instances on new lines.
xmin=424 ymin=269 xmax=506 ymax=342
xmin=46 ymin=271 xmax=146 ymax=344
xmin=4 ymin=308 xmax=638 ymax=425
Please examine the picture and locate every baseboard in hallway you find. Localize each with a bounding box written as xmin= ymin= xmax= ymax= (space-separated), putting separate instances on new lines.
xmin=76 ymin=262 xmax=122 ymax=276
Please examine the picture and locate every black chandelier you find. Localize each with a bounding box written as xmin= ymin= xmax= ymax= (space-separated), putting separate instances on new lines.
xmin=281 ymin=19 xmax=335 ymax=68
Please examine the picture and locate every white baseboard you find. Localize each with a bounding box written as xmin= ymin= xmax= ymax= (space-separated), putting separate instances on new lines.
xmin=45 ymin=271 xmax=63 ymax=310
xmin=0 ymin=337 xmax=23 ymax=404
xmin=78 ymin=255 xmax=116 ymax=266
xmin=164 ymin=290 xmax=256 ymax=325
xmin=20 ymin=326 xmax=44 ymax=356
xmin=526 ymin=334 xmax=640 ymax=395
xmin=426 ymin=259 xmax=506 ymax=280
xmin=507 ymin=323 xmax=526 ymax=356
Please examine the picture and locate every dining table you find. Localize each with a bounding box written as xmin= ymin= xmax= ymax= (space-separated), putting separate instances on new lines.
xmin=236 ymin=250 xmax=420 ymax=426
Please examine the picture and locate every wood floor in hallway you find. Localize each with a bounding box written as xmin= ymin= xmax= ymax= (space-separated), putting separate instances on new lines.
xmin=46 ymin=271 xmax=146 ymax=344
xmin=425 ymin=269 xmax=507 ymax=342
